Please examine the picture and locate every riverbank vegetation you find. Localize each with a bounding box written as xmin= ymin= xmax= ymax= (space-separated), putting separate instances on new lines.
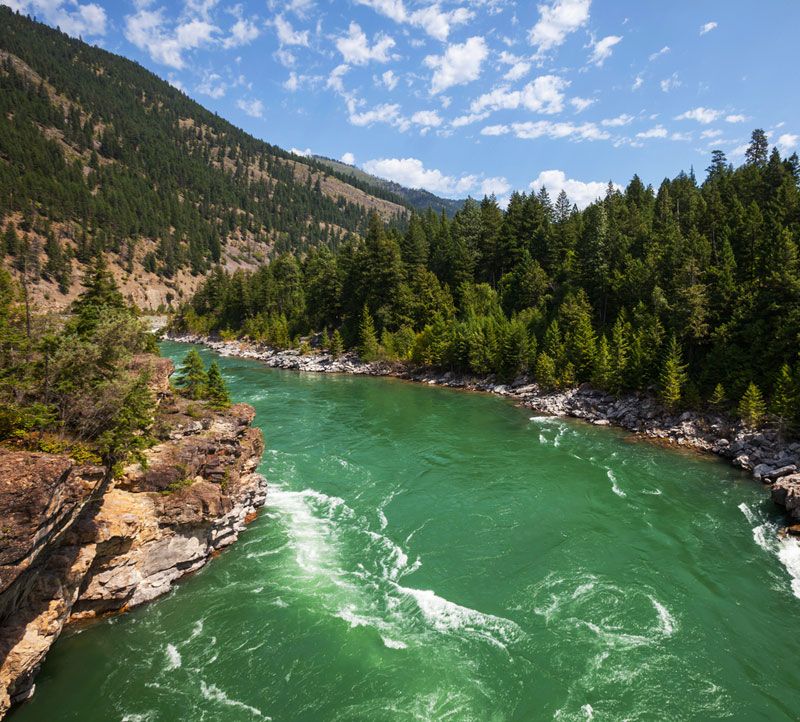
xmin=175 ymin=131 xmax=800 ymax=430
xmin=0 ymin=258 xmax=159 ymax=467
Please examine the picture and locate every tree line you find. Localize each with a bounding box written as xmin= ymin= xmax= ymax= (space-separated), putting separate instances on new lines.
xmin=176 ymin=130 xmax=800 ymax=432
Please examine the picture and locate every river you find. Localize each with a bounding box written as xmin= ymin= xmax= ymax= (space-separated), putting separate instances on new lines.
xmin=11 ymin=341 xmax=800 ymax=721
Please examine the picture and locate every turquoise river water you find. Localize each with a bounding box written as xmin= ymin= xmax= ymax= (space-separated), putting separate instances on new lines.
xmin=10 ymin=341 xmax=800 ymax=721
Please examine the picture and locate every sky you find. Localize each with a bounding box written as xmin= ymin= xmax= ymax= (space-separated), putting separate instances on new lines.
xmin=5 ymin=0 xmax=800 ymax=207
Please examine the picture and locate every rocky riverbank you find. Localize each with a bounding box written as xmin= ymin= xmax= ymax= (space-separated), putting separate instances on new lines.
xmin=0 ymin=356 xmax=267 ymax=718
xmin=166 ymin=332 xmax=800 ymax=526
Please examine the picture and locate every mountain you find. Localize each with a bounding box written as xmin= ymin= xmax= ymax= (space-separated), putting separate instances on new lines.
xmin=313 ymin=156 xmax=466 ymax=217
xmin=0 ymin=6 xmax=422 ymax=311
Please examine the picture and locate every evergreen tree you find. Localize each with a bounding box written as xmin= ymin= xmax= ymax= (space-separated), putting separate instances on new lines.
xmin=659 ymin=336 xmax=687 ymax=411
xmin=771 ymin=364 xmax=797 ymax=435
xmin=205 ymin=361 xmax=231 ymax=410
xmin=709 ymin=383 xmax=727 ymax=409
xmin=593 ymin=335 xmax=612 ymax=389
xmin=739 ymin=382 xmax=766 ymax=428
xmin=358 ymin=305 xmax=379 ymax=362
xmin=176 ymin=348 xmax=207 ymax=400
xmin=535 ymin=352 xmax=557 ymax=391
xmin=71 ymin=255 xmax=127 ymax=336
xmin=330 ymin=329 xmax=344 ymax=359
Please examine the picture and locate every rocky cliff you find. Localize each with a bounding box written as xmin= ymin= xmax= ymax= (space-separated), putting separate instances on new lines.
xmin=0 ymin=358 xmax=267 ymax=717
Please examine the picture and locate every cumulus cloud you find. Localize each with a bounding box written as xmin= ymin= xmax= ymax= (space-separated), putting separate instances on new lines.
xmin=529 ymin=0 xmax=591 ymax=54
xmin=499 ymin=52 xmax=532 ymax=82
xmin=354 ymin=0 xmax=473 ymax=41
xmin=411 ymin=110 xmax=443 ymax=127
xmin=636 ymin=124 xmax=668 ymax=139
xmin=588 ymin=35 xmax=622 ymax=66
xmin=237 ymin=98 xmax=264 ymax=117
xmin=10 ymin=0 xmax=107 ymax=37
xmin=570 ymin=96 xmax=594 ymax=112
xmin=675 ymin=107 xmax=722 ymax=124
xmin=362 ymin=157 xmax=477 ymax=196
xmin=336 ymin=22 xmax=395 ymax=65
xmin=469 ymin=75 xmax=569 ymax=115
xmin=481 ymin=176 xmax=511 ymax=197
xmin=481 ymin=120 xmax=609 ymax=142
xmin=379 ymin=70 xmax=399 ymax=90
xmin=725 ymin=114 xmax=747 ymax=123
xmin=700 ymin=21 xmax=717 ymax=35
xmin=197 ymin=71 xmax=227 ymax=99
xmin=125 ymin=8 xmax=217 ymax=69
xmin=631 ymin=73 xmax=643 ymax=91
xmin=349 ymin=103 xmax=410 ymax=131
xmin=778 ymin=134 xmax=799 ymax=153
xmin=425 ymin=36 xmax=488 ymax=94
xmin=340 ymin=152 xmax=356 ymax=164
xmin=601 ymin=113 xmax=633 ymax=127
xmin=223 ymin=18 xmax=260 ymax=49
xmin=290 ymin=147 xmax=313 ymax=156
xmin=530 ymin=170 xmax=614 ymax=209
xmin=273 ymin=14 xmax=309 ymax=46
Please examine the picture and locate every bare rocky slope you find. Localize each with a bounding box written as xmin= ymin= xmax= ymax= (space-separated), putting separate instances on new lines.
xmin=0 ymin=357 xmax=267 ymax=717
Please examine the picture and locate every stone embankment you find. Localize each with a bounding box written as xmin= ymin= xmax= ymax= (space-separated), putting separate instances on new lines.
xmin=166 ymin=333 xmax=800 ymax=524
xmin=0 ymin=357 xmax=267 ymax=718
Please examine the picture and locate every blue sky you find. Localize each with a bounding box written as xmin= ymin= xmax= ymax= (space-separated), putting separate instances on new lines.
xmin=6 ymin=0 xmax=800 ymax=206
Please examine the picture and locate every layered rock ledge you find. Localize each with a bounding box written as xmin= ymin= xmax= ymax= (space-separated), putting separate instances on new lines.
xmin=167 ymin=333 xmax=800 ymax=524
xmin=0 ymin=359 xmax=266 ymax=717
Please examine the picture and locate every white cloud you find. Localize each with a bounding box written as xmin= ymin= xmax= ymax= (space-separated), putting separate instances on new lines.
xmin=197 ymin=71 xmax=226 ymax=99
xmin=725 ymin=114 xmax=747 ymax=123
xmin=362 ymin=157 xmax=477 ymax=196
xmin=411 ymin=110 xmax=443 ymax=127
xmin=530 ymin=169 xmax=614 ymax=210
xmin=700 ymin=129 xmax=723 ymax=139
xmin=660 ymin=73 xmax=681 ymax=92
xmin=469 ymin=75 xmax=569 ymax=115
xmin=425 ymin=36 xmax=488 ymax=94
xmin=283 ymin=72 xmax=300 ymax=91
xmin=353 ymin=0 xmax=473 ymax=40
xmin=125 ymin=9 xmax=217 ymax=69
xmin=675 ymin=107 xmax=722 ymax=124
xmin=631 ymin=73 xmax=643 ymax=91
xmin=570 ymin=96 xmax=594 ymax=112
xmin=290 ymin=147 xmax=313 ymax=156
xmin=237 ymin=98 xmax=264 ymax=117
xmin=379 ymin=70 xmax=399 ymax=90
xmin=636 ymin=124 xmax=668 ymax=139
xmin=499 ymin=52 xmax=532 ymax=82
xmin=588 ymin=35 xmax=621 ymax=66
xmin=11 ymin=0 xmax=107 ymax=37
xmin=648 ymin=45 xmax=669 ymax=61
xmin=481 ymin=177 xmax=511 ymax=197
xmin=223 ymin=18 xmax=259 ymax=48
xmin=336 ymin=22 xmax=395 ymax=65
xmin=529 ymin=0 xmax=591 ymax=54
xmin=482 ymin=120 xmax=609 ymax=142
xmin=778 ymin=134 xmax=799 ymax=153
xmin=340 ymin=152 xmax=356 ymax=164
xmin=601 ymin=113 xmax=633 ymax=127
xmin=700 ymin=21 xmax=717 ymax=35
xmin=451 ymin=111 xmax=490 ymax=127
xmin=273 ymin=14 xmax=309 ymax=46
xmin=349 ymin=103 xmax=410 ymax=131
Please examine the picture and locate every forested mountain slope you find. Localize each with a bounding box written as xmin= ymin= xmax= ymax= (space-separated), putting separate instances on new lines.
xmin=179 ymin=137 xmax=800 ymax=424
xmin=0 ymin=7 xmax=412 ymax=310
xmin=313 ymin=156 xmax=466 ymax=217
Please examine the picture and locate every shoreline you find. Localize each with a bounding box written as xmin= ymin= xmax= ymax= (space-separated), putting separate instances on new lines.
xmin=164 ymin=332 xmax=800 ymax=527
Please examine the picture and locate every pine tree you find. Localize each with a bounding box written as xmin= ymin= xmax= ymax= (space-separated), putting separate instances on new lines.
xmin=709 ymin=383 xmax=727 ymax=409
xmin=176 ymin=348 xmax=207 ymax=400
xmin=320 ymin=327 xmax=330 ymax=350
xmin=330 ymin=329 xmax=344 ymax=359
xmin=592 ymin=334 xmax=612 ymax=389
xmin=358 ymin=305 xmax=379 ymax=362
xmin=535 ymin=352 xmax=557 ymax=391
xmin=739 ymin=382 xmax=766 ymax=428
xmin=771 ymin=364 xmax=797 ymax=435
xmin=659 ymin=336 xmax=687 ymax=411
xmin=205 ymin=361 xmax=231 ymax=410
xmin=71 ymin=255 xmax=127 ymax=336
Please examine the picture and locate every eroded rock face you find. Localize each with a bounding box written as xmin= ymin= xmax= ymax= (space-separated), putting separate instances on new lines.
xmin=772 ymin=475 xmax=800 ymax=520
xmin=0 ymin=387 xmax=266 ymax=718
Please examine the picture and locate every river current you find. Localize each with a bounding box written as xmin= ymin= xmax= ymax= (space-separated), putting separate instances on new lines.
xmin=11 ymin=341 xmax=800 ymax=721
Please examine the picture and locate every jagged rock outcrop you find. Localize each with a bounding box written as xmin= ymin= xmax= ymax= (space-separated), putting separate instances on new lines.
xmin=0 ymin=360 xmax=266 ymax=718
